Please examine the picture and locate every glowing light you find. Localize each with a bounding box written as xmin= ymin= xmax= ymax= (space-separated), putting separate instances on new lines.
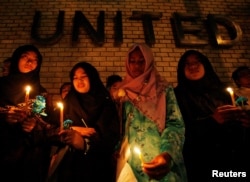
xmin=226 ymin=87 xmax=236 ymax=106
xmin=134 ymin=146 xmax=143 ymax=163
xmin=57 ymin=102 xmax=64 ymax=130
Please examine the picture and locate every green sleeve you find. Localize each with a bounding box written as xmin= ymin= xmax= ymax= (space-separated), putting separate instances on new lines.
xmin=160 ymin=86 xmax=185 ymax=165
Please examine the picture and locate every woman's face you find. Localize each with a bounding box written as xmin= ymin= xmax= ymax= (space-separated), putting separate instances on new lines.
xmin=18 ymin=51 xmax=38 ymax=73
xmin=236 ymin=69 xmax=250 ymax=88
xmin=73 ymin=67 xmax=90 ymax=93
xmin=184 ymin=54 xmax=205 ymax=81
xmin=109 ymin=80 xmax=122 ymax=100
xmin=129 ymin=48 xmax=145 ymax=78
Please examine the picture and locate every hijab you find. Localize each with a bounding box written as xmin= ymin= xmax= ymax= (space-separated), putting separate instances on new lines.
xmin=176 ymin=50 xmax=223 ymax=93
xmin=64 ymin=61 xmax=113 ymax=126
xmin=0 ymin=44 xmax=46 ymax=106
xmin=175 ymin=50 xmax=231 ymax=116
xmin=119 ymin=43 xmax=169 ymax=133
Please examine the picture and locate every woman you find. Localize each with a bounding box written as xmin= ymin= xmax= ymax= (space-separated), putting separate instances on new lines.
xmin=0 ymin=44 xmax=54 ymax=182
xmin=116 ymin=43 xmax=187 ymax=182
xmin=51 ymin=61 xmax=120 ymax=182
xmin=174 ymin=50 xmax=250 ymax=182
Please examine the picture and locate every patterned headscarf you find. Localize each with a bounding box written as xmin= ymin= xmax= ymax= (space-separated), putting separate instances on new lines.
xmin=119 ymin=43 xmax=168 ymax=132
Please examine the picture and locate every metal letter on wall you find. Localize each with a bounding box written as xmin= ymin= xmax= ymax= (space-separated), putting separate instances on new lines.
xmin=31 ymin=11 xmax=64 ymax=45
xmin=114 ymin=11 xmax=123 ymax=46
xmin=172 ymin=12 xmax=208 ymax=47
xmin=72 ymin=11 xmax=105 ymax=46
xmin=207 ymin=14 xmax=242 ymax=47
xmin=130 ymin=11 xmax=162 ymax=46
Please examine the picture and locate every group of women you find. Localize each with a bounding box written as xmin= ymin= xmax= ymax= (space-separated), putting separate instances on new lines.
xmin=0 ymin=44 xmax=249 ymax=182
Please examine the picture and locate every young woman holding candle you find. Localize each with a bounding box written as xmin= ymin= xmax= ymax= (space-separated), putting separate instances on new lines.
xmin=49 ymin=61 xmax=120 ymax=182
xmin=0 ymin=44 xmax=55 ymax=182
xmin=115 ymin=43 xmax=187 ymax=182
xmin=174 ymin=50 xmax=250 ymax=182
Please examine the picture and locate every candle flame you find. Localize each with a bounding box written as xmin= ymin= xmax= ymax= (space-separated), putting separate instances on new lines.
xmin=226 ymin=87 xmax=233 ymax=94
xmin=25 ymin=85 xmax=31 ymax=93
xmin=134 ymin=146 xmax=143 ymax=163
xmin=134 ymin=147 xmax=141 ymax=155
xmin=57 ymin=102 xmax=63 ymax=109
xmin=226 ymin=87 xmax=236 ymax=106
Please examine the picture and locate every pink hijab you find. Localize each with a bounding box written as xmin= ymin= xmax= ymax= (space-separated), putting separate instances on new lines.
xmin=119 ymin=43 xmax=169 ymax=133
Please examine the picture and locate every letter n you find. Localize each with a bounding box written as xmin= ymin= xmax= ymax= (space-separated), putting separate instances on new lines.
xmin=72 ymin=11 xmax=105 ymax=46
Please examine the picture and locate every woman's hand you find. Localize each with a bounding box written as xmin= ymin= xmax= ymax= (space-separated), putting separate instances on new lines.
xmin=5 ymin=108 xmax=27 ymax=124
xmin=59 ymin=129 xmax=85 ymax=150
xmin=212 ymin=105 xmax=244 ymax=124
xmin=21 ymin=117 xmax=36 ymax=132
xmin=71 ymin=126 xmax=96 ymax=137
xmin=142 ymin=152 xmax=171 ymax=180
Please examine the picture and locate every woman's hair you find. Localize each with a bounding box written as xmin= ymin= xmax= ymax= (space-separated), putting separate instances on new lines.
xmin=9 ymin=44 xmax=42 ymax=74
xmin=232 ymin=66 xmax=250 ymax=87
xmin=106 ymin=74 xmax=122 ymax=90
xmin=60 ymin=82 xmax=71 ymax=95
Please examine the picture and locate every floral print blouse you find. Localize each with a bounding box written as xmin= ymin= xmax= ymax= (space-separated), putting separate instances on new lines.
xmin=122 ymin=86 xmax=187 ymax=182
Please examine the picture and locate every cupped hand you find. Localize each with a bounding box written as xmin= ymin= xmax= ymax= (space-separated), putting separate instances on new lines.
xmin=71 ymin=126 xmax=96 ymax=137
xmin=21 ymin=117 xmax=36 ymax=132
xmin=212 ymin=105 xmax=244 ymax=124
xmin=59 ymin=129 xmax=85 ymax=150
xmin=142 ymin=152 xmax=171 ymax=180
xmin=5 ymin=108 xmax=27 ymax=124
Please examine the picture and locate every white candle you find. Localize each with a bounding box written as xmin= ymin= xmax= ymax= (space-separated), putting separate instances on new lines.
xmin=134 ymin=146 xmax=143 ymax=164
xmin=25 ymin=85 xmax=31 ymax=109
xmin=226 ymin=87 xmax=236 ymax=106
xmin=57 ymin=102 xmax=64 ymax=130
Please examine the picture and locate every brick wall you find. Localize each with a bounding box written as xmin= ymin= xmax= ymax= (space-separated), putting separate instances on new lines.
xmin=0 ymin=0 xmax=249 ymax=105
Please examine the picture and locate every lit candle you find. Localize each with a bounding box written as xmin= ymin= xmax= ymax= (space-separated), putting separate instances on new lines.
xmin=57 ymin=102 xmax=64 ymax=130
xmin=25 ymin=85 xmax=31 ymax=109
xmin=226 ymin=87 xmax=236 ymax=106
xmin=134 ymin=146 xmax=143 ymax=164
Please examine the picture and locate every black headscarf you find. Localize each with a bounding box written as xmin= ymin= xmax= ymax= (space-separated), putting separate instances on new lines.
xmin=64 ymin=61 xmax=114 ymax=127
xmin=176 ymin=50 xmax=224 ymax=93
xmin=0 ymin=44 xmax=46 ymax=106
xmin=175 ymin=50 xmax=231 ymax=117
xmin=58 ymin=62 xmax=120 ymax=182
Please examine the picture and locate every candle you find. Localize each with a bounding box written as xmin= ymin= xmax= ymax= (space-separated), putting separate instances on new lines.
xmin=226 ymin=87 xmax=236 ymax=106
xmin=25 ymin=85 xmax=31 ymax=109
xmin=57 ymin=102 xmax=64 ymax=130
xmin=134 ymin=146 xmax=143 ymax=164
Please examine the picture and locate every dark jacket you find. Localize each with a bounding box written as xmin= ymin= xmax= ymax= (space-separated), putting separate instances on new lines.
xmin=50 ymin=61 xmax=120 ymax=182
xmin=174 ymin=50 xmax=249 ymax=182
